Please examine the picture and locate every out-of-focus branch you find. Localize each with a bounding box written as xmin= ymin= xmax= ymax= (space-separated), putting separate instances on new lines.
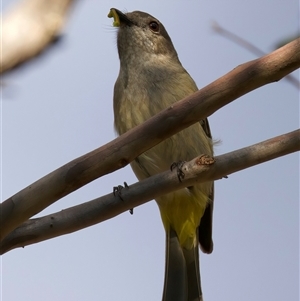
xmin=1 ymin=0 xmax=76 ymax=74
xmin=1 ymin=37 xmax=299 ymax=242
xmin=212 ymin=22 xmax=300 ymax=89
xmin=1 ymin=129 xmax=299 ymax=254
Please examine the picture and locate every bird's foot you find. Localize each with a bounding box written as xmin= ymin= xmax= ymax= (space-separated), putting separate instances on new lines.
xmin=113 ymin=182 xmax=133 ymax=214
xmin=113 ymin=182 xmax=129 ymax=200
xmin=170 ymin=161 xmax=186 ymax=182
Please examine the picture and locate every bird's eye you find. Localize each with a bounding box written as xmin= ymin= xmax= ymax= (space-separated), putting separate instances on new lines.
xmin=149 ymin=21 xmax=159 ymax=32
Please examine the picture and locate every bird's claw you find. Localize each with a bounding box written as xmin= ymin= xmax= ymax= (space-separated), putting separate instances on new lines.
xmin=170 ymin=161 xmax=186 ymax=182
xmin=113 ymin=182 xmax=133 ymax=214
xmin=113 ymin=182 xmax=129 ymax=200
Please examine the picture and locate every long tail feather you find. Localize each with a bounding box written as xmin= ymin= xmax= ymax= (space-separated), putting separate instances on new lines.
xmin=183 ymin=245 xmax=203 ymax=301
xmin=162 ymin=228 xmax=203 ymax=301
xmin=162 ymin=228 xmax=187 ymax=301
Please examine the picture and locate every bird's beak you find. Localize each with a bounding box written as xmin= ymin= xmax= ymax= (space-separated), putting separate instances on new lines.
xmin=108 ymin=8 xmax=132 ymax=27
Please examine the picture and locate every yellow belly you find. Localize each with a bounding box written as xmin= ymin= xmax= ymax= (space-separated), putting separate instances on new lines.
xmin=157 ymin=187 xmax=210 ymax=249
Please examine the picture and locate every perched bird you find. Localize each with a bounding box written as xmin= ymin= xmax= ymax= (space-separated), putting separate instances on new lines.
xmin=109 ymin=8 xmax=214 ymax=301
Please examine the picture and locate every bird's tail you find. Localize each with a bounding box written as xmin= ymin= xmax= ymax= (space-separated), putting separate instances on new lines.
xmin=162 ymin=228 xmax=203 ymax=301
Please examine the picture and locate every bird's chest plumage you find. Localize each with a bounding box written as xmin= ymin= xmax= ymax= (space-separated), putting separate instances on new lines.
xmin=114 ymin=66 xmax=212 ymax=167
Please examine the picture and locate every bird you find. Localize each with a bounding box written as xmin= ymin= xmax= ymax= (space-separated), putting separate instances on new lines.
xmin=109 ymin=8 xmax=214 ymax=301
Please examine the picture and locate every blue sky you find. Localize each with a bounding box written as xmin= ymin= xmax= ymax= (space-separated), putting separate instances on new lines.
xmin=1 ymin=1 xmax=299 ymax=300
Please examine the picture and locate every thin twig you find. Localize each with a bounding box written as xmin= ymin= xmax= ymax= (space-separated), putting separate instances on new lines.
xmin=212 ymin=21 xmax=300 ymax=89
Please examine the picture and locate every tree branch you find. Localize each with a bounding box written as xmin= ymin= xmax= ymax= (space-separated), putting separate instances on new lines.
xmin=1 ymin=0 xmax=75 ymax=74
xmin=1 ymin=129 xmax=299 ymax=254
xmin=1 ymin=37 xmax=299 ymax=242
xmin=211 ymin=22 xmax=300 ymax=89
